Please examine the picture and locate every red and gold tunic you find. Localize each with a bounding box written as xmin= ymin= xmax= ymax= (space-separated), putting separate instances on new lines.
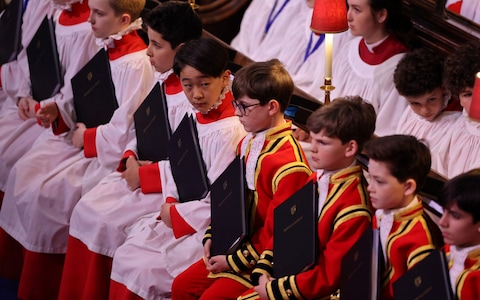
xmin=206 ymin=121 xmax=312 ymax=286
xmin=375 ymin=199 xmax=443 ymax=300
xmin=239 ymin=165 xmax=372 ymax=299
xmin=445 ymin=244 xmax=480 ymax=300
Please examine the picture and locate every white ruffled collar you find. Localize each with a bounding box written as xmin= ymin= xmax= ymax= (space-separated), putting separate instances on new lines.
xmin=50 ymin=0 xmax=82 ymax=11
xmin=95 ymin=18 xmax=143 ymax=49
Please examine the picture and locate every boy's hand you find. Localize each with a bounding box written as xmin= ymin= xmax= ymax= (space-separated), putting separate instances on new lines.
xmin=206 ymin=255 xmax=229 ymax=273
xmin=203 ymin=239 xmax=212 ymax=263
xmin=17 ymin=97 xmax=37 ymax=120
xmin=36 ymin=102 xmax=58 ymax=128
xmin=158 ymin=202 xmax=174 ymax=227
xmin=122 ymin=156 xmax=141 ymax=190
xmin=253 ymin=274 xmax=273 ymax=299
xmin=72 ymin=122 xmax=86 ymax=148
xmin=122 ymin=157 xmax=152 ymax=190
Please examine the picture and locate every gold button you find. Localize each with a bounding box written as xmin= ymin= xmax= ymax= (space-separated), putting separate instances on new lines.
xmin=250 ymin=260 xmax=256 ymax=265
xmin=243 ymin=250 xmax=249 ymax=257
xmin=286 ymin=289 xmax=292 ymax=296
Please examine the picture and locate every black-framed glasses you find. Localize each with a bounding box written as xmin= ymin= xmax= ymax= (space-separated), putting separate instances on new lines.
xmin=232 ymin=100 xmax=261 ymax=116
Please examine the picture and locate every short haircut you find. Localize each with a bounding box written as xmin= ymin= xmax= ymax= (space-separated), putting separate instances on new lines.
xmin=306 ymin=96 xmax=376 ymax=152
xmin=232 ymin=59 xmax=294 ymax=112
xmin=394 ymin=48 xmax=444 ymax=97
xmin=109 ymin=0 xmax=146 ymax=21
xmin=364 ymin=135 xmax=431 ymax=193
xmin=173 ymin=37 xmax=228 ymax=78
xmin=444 ymin=41 xmax=480 ymax=97
xmin=144 ymin=1 xmax=202 ymax=49
xmin=439 ymin=169 xmax=480 ymax=223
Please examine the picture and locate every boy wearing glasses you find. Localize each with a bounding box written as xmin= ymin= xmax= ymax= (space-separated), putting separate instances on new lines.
xmin=172 ymin=58 xmax=312 ymax=299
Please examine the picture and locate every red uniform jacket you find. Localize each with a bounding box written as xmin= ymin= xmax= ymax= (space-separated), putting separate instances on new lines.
xmin=445 ymin=244 xmax=480 ymax=300
xmin=240 ymin=165 xmax=373 ymax=299
xmin=374 ymin=199 xmax=443 ymax=299
xmin=205 ymin=121 xmax=312 ymax=287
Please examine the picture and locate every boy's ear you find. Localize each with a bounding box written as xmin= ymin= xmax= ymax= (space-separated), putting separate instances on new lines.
xmin=120 ymin=13 xmax=131 ymax=26
xmin=221 ymin=70 xmax=231 ymax=89
xmin=344 ymin=140 xmax=358 ymax=158
xmin=442 ymin=87 xmax=452 ymax=107
xmin=375 ymin=8 xmax=387 ymax=24
xmin=174 ymin=42 xmax=185 ymax=52
xmin=403 ymin=178 xmax=417 ymax=196
xmin=267 ymin=99 xmax=281 ymax=116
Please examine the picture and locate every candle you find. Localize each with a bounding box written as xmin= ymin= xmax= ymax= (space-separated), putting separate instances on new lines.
xmin=324 ymin=33 xmax=333 ymax=79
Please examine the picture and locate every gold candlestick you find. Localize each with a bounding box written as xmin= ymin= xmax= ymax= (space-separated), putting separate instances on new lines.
xmin=188 ymin=0 xmax=199 ymax=10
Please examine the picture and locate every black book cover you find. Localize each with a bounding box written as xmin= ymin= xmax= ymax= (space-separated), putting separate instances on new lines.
xmin=393 ymin=248 xmax=453 ymax=300
xmin=27 ymin=16 xmax=63 ymax=101
xmin=340 ymin=227 xmax=384 ymax=300
xmin=273 ymin=181 xmax=319 ymax=278
xmin=71 ymin=48 xmax=118 ymax=128
xmin=168 ymin=114 xmax=209 ymax=202
xmin=0 ymin=0 xmax=23 ymax=65
xmin=134 ymin=82 xmax=171 ymax=161
xmin=210 ymin=155 xmax=248 ymax=256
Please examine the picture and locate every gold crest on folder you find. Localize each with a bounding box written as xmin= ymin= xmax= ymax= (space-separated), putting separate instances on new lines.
xmin=290 ymin=204 xmax=297 ymax=215
xmin=414 ymin=276 xmax=422 ymax=287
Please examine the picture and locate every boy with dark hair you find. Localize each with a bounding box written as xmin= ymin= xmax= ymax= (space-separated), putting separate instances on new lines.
xmin=235 ymin=96 xmax=376 ymax=300
xmin=393 ymin=48 xmax=460 ymax=178
xmin=438 ymin=169 xmax=480 ymax=299
xmin=364 ymin=134 xmax=443 ymax=299
xmin=58 ymin=2 xmax=203 ymax=299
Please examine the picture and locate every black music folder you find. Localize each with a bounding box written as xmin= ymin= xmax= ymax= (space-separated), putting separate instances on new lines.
xmin=393 ymin=248 xmax=453 ymax=300
xmin=168 ymin=114 xmax=209 ymax=202
xmin=27 ymin=16 xmax=63 ymax=101
xmin=340 ymin=227 xmax=384 ymax=300
xmin=0 ymin=0 xmax=23 ymax=65
xmin=210 ymin=156 xmax=248 ymax=256
xmin=273 ymin=181 xmax=318 ymax=278
xmin=71 ymin=48 xmax=118 ymax=128
xmin=134 ymin=82 xmax=171 ymax=161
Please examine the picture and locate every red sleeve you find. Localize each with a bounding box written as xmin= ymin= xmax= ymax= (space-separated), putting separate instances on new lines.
xmin=51 ymin=103 xmax=70 ymax=135
xmin=35 ymin=102 xmax=42 ymax=126
xmin=166 ymin=196 xmax=196 ymax=239
xmin=139 ymin=163 xmax=162 ymax=194
xmin=83 ymin=127 xmax=98 ymax=158
xmin=117 ymin=150 xmax=137 ymax=172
